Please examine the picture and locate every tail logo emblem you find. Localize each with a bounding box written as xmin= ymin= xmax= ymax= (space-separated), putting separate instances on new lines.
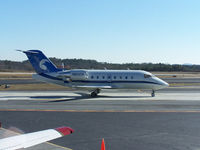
xmin=39 ymin=59 xmax=49 ymax=70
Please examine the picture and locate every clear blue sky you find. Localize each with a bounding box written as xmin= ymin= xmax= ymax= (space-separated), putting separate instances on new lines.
xmin=1 ymin=0 xmax=200 ymax=64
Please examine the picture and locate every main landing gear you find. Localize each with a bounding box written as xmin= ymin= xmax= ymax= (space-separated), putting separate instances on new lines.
xmin=151 ymin=90 xmax=155 ymax=97
xmin=91 ymin=89 xmax=101 ymax=97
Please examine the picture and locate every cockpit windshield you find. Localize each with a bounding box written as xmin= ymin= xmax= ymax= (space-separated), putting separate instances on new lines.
xmin=144 ymin=74 xmax=152 ymax=78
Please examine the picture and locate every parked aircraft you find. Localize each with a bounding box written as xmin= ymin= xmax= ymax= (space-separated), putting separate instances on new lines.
xmin=0 ymin=126 xmax=74 ymax=150
xmin=19 ymin=50 xmax=168 ymax=97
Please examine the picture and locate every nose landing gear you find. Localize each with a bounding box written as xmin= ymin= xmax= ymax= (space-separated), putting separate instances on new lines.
xmin=151 ymin=90 xmax=155 ymax=97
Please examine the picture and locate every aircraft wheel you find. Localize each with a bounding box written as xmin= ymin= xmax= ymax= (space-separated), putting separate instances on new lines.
xmin=91 ymin=92 xmax=97 ymax=97
xmin=151 ymin=90 xmax=155 ymax=97
xmin=96 ymin=88 xmax=101 ymax=94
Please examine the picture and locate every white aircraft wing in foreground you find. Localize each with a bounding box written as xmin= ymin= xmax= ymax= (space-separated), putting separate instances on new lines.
xmin=0 ymin=126 xmax=74 ymax=150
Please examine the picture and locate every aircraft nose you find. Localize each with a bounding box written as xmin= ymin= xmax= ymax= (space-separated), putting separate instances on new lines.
xmin=161 ymin=80 xmax=169 ymax=87
xmin=153 ymin=77 xmax=169 ymax=89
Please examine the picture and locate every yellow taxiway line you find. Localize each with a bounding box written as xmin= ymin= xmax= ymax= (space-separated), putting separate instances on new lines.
xmin=47 ymin=142 xmax=72 ymax=150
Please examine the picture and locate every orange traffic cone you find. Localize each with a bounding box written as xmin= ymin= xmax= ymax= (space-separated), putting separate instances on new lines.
xmin=101 ymin=138 xmax=106 ymax=150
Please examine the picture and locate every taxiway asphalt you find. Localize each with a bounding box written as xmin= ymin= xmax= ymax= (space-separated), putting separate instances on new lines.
xmin=0 ymin=88 xmax=200 ymax=150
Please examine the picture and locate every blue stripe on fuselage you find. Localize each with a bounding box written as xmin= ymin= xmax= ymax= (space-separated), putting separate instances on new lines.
xmin=39 ymin=73 xmax=161 ymax=85
xmin=71 ymin=80 xmax=159 ymax=85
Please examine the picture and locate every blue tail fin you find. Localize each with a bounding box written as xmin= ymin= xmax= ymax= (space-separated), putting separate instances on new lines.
xmin=23 ymin=50 xmax=61 ymax=74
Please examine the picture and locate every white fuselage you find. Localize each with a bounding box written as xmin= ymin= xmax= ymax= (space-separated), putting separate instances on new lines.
xmin=32 ymin=69 xmax=169 ymax=91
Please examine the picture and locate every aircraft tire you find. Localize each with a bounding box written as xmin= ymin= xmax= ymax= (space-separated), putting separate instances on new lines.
xmin=151 ymin=90 xmax=155 ymax=97
xmin=91 ymin=92 xmax=97 ymax=97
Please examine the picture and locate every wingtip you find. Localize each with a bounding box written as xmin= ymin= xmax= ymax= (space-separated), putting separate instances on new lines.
xmin=55 ymin=126 xmax=74 ymax=136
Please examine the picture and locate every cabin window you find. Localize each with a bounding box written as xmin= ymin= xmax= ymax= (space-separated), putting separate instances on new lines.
xmin=144 ymin=74 xmax=151 ymax=78
xmin=91 ymin=76 xmax=94 ymax=79
xmin=102 ymin=76 xmax=105 ymax=79
xmin=120 ymin=76 xmax=122 ymax=79
xmin=108 ymin=76 xmax=111 ymax=79
xmin=114 ymin=76 xmax=116 ymax=79
xmin=125 ymin=76 xmax=128 ymax=79
xmin=97 ymin=76 xmax=99 ymax=79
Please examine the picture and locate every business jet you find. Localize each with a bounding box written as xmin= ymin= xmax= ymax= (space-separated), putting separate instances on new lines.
xmin=0 ymin=126 xmax=74 ymax=150
xmin=18 ymin=50 xmax=168 ymax=97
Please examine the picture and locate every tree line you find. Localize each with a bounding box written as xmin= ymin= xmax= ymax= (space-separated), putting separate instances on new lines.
xmin=0 ymin=58 xmax=199 ymax=72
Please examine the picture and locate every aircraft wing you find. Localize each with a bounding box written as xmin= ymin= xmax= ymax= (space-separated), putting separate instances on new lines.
xmin=73 ymin=85 xmax=112 ymax=89
xmin=0 ymin=126 xmax=74 ymax=150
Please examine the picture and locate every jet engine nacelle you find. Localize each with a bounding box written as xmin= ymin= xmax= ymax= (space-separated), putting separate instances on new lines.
xmin=70 ymin=70 xmax=88 ymax=80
